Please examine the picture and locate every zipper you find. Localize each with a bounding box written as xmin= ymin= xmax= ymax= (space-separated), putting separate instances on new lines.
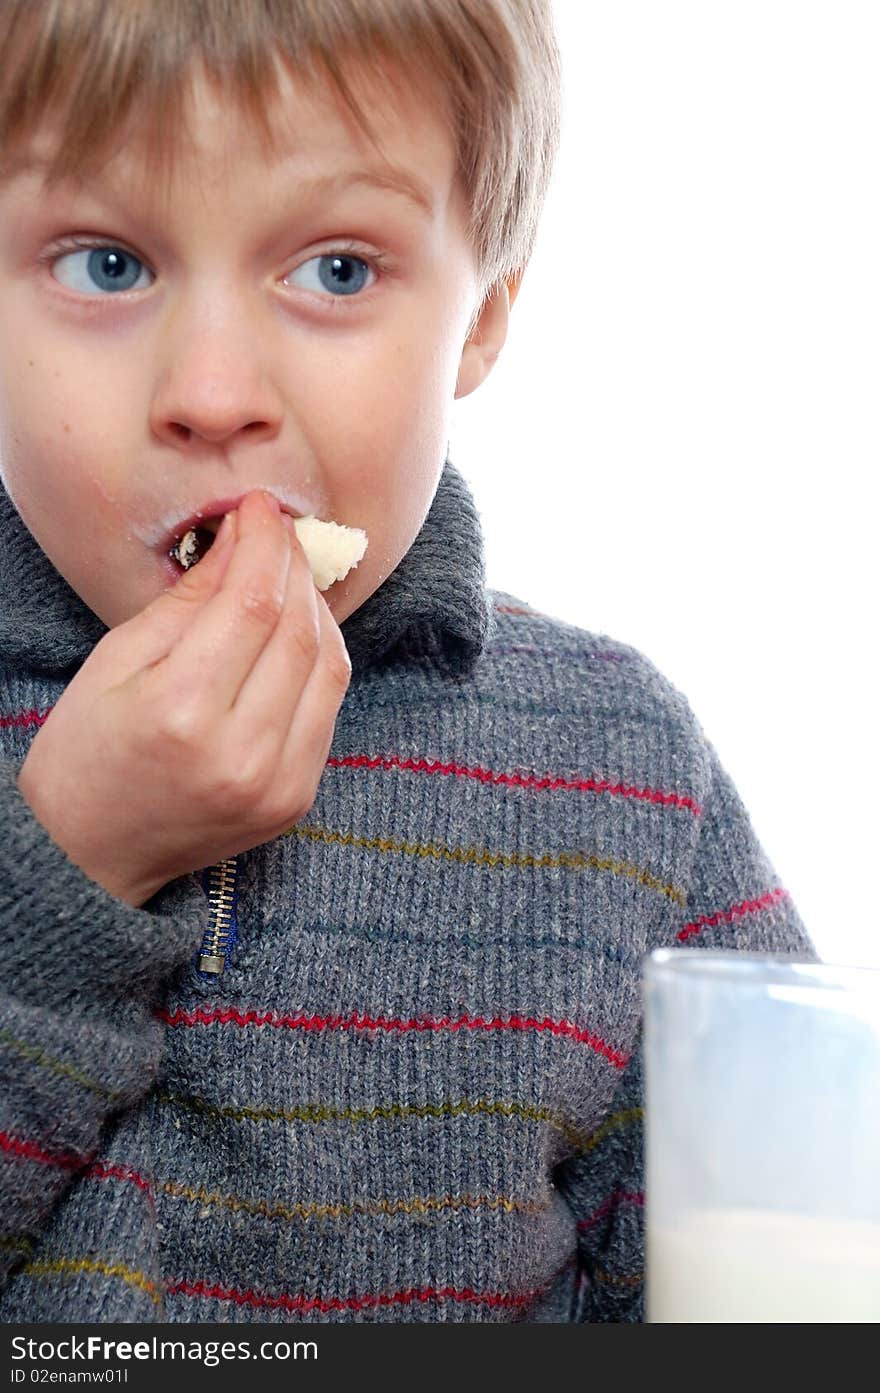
xmin=197 ymin=856 xmax=240 ymax=975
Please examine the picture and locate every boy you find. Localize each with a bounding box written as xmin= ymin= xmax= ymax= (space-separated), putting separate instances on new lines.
xmin=0 ymin=0 xmax=813 ymax=1323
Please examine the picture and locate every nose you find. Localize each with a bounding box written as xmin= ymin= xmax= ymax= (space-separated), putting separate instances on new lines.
xmin=149 ymin=299 xmax=285 ymax=449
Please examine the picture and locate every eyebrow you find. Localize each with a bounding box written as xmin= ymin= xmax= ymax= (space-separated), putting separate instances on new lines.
xmin=306 ymin=168 xmax=437 ymax=219
xmin=0 ymin=152 xmax=437 ymax=219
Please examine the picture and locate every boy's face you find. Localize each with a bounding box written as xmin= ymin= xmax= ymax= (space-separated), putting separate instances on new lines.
xmin=0 ymin=56 xmax=510 ymax=630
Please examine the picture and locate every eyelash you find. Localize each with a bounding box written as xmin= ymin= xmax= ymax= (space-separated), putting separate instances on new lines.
xmin=37 ymin=235 xmax=394 ymax=307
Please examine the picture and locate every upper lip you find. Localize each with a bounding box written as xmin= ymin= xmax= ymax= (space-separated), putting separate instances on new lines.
xmin=160 ymin=493 xmax=305 ymax=554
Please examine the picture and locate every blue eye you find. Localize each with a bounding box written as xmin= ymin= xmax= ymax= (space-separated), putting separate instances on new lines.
xmin=286 ymin=253 xmax=376 ymax=298
xmin=51 ymin=245 xmax=152 ymax=294
xmin=47 ymin=243 xmax=379 ymax=300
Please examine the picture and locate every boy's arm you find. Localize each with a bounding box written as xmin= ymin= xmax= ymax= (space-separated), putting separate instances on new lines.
xmin=0 ymin=760 xmax=210 ymax=1288
xmin=556 ymin=740 xmax=817 ymax=1322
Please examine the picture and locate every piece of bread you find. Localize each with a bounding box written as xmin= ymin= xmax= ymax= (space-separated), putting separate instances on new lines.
xmin=292 ymin=516 xmax=368 ymax=591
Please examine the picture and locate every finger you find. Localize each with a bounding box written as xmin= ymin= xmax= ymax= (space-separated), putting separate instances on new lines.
xmin=152 ymin=490 xmax=293 ymax=714
xmin=84 ymin=504 xmax=240 ymax=685
xmin=172 ymin=506 xmax=239 ymax=594
xmin=266 ymin=587 xmax=352 ymax=828
xmin=226 ymin=511 xmax=327 ymax=751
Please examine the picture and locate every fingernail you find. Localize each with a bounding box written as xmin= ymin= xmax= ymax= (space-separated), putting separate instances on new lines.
xmin=215 ymin=512 xmax=235 ymax=547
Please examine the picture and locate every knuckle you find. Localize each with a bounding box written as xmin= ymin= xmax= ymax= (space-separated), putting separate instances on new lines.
xmin=324 ymin=641 xmax=353 ymax=691
xmin=237 ymin=580 xmax=284 ymax=627
xmin=216 ymin=751 xmax=268 ymax=810
xmin=265 ymin=784 xmax=314 ymax=831
xmin=288 ymin=788 xmax=318 ymax=825
xmin=154 ymin=697 xmax=203 ymax=750
xmin=287 ymin=613 xmax=321 ymax=664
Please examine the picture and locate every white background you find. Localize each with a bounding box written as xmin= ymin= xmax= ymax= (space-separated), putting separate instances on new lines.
xmin=449 ymin=1 xmax=879 ymax=967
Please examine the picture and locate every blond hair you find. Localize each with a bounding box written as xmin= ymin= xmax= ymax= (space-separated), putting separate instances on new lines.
xmin=0 ymin=0 xmax=561 ymax=325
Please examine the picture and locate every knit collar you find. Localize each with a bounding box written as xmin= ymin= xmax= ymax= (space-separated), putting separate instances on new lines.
xmin=0 ymin=457 xmax=492 ymax=683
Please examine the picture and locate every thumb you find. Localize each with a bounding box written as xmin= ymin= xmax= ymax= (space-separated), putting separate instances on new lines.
xmin=166 ymin=510 xmax=238 ymax=603
xmin=106 ymin=511 xmax=239 ymax=673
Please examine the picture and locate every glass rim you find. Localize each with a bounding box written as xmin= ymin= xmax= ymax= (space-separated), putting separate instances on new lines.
xmin=644 ymin=948 xmax=880 ymax=995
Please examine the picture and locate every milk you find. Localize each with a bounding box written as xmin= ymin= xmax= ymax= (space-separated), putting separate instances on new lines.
xmin=648 ymin=1208 xmax=880 ymax=1322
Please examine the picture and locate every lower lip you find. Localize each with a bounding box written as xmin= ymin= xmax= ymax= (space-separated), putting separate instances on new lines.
xmin=160 ymin=550 xmax=187 ymax=585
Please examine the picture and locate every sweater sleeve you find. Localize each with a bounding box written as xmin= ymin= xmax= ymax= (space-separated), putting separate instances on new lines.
xmin=555 ymin=739 xmax=817 ymax=1322
xmin=0 ymin=758 xmax=211 ymax=1290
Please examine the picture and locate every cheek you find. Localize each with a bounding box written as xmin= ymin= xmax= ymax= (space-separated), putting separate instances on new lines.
xmin=1 ymin=303 xmax=146 ymax=433
xmin=0 ymin=380 xmax=124 ymax=543
xmin=0 ymin=349 xmax=87 ymax=451
xmin=2 ymin=343 xmax=138 ymax=488
xmin=349 ymin=343 xmax=454 ymax=464
xmin=322 ymin=329 xmax=459 ymax=539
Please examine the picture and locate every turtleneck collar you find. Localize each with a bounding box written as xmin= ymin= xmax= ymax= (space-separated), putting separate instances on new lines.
xmin=0 ymin=457 xmax=492 ymax=684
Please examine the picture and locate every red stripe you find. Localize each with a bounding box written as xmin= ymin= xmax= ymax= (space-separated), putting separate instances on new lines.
xmin=166 ymin=1276 xmax=534 ymax=1313
xmin=85 ymin=1160 xmax=157 ymax=1218
xmin=85 ymin=1160 xmax=153 ymax=1193
xmin=0 ymin=1130 xmax=90 ymax=1170
xmin=326 ymin=753 xmax=701 ymax=816
xmin=1 ymin=708 xmax=699 ymax=818
xmin=0 ymin=1132 xmax=155 ymax=1212
xmin=0 ymin=709 xmax=48 ymax=730
xmin=578 ymin=1190 xmax=644 ymax=1232
xmin=677 ymin=888 xmax=790 ymax=942
xmin=156 ymin=1007 xmax=629 ymax=1069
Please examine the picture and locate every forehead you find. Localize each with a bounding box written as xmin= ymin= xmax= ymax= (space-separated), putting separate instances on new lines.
xmin=1 ymin=53 xmax=457 ymax=213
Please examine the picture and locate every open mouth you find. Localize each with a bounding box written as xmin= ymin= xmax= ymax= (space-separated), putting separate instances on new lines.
xmin=164 ymin=507 xmax=369 ymax=590
xmin=169 ymin=517 xmax=224 ymax=570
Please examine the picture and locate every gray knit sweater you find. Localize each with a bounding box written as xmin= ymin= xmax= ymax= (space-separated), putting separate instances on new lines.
xmin=0 ymin=459 xmax=813 ymax=1323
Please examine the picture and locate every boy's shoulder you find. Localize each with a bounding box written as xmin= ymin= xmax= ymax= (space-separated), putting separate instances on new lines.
xmin=484 ymin=587 xmax=712 ymax=776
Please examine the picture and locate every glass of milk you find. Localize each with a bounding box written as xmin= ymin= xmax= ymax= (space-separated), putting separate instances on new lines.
xmin=643 ymin=949 xmax=880 ymax=1322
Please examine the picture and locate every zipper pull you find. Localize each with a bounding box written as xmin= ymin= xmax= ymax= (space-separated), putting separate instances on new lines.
xmin=198 ymin=953 xmax=227 ymax=975
xmin=197 ymin=857 xmax=240 ymax=976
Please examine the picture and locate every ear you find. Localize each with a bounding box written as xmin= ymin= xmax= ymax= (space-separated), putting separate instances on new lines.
xmin=454 ymin=268 xmax=525 ymax=400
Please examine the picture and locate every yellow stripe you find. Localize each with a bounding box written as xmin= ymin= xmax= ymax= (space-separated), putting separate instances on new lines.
xmin=0 ymin=1027 xmax=120 ymax=1101
xmin=578 ymin=1108 xmax=644 ymax=1155
xmin=22 ymin=1256 xmax=162 ymax=1306
xmin=162 ymin=1179 xmax=545 ymax=1224
xmin=594 ymin=1266 xmax=643 ymax=1288
xmin=159 ymin=1091 xmax=643 ymax=1157
xmin=159 ymin=1091 xmax=586 ymax=1149
xmin=288 ymin=823 xmax=686 ymax=906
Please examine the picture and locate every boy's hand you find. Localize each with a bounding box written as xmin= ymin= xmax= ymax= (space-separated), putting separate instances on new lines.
xmin=16 ymin=491 xmax=352 ymax=908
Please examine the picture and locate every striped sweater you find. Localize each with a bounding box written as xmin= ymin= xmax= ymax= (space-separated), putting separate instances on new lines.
xmin=0 ymin=459 xmax=813 ymax=1322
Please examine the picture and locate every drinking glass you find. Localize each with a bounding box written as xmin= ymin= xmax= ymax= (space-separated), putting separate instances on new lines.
xmin=643 ymin=948 xmax=880 ymax=1322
